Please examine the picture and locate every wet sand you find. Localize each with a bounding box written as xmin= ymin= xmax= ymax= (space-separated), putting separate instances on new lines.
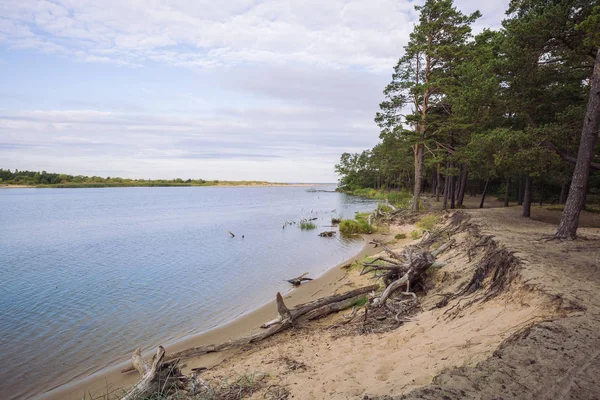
xmin=38 ymin=234 xmax=385 ymax=400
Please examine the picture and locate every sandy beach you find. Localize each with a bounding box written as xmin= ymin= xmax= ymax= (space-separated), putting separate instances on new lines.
xmin=38 ymin=233 xmax=388 ymax=400
xmin=33 ymin=204 xmax=600 ymax=399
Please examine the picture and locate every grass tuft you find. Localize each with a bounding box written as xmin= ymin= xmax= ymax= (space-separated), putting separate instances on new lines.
xmin=416 ymin=214 xmax=440 ymax=231
xmin=300 ymin=221 xmax=317 ymax=230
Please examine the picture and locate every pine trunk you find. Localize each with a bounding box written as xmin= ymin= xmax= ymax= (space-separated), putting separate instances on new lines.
xmin=523 ymin=176 xmax=532 ymax=218
xmin=504 ymin=178 xmax=510 ymax=207
xmin=456 ymin=164 xmax=468 ymax=207
xmin=479 ymin=178 xmax=490 ymax=209
xmin=411 ymin=143 xmax=424 ymax=212
xmin=556 ymin=49 xmax=600 ymax=239
xmin=450 ymin=174 xmax=456 ymax=209
xmin=518 ymin=177 xmax=524 ymax=205
xmin=559 ymin=181 xmax=569 ymax=204
xmin=436 ymin=164 xmax=441 ymax=202
xmin=442 ymin=172 xmax=450 ymax=210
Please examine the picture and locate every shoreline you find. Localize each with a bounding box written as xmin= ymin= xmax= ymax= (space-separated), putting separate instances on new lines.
xmin=0 ymin=183 xmax=324 ymax=189
xmin=38 ymin=233 xmax=386 ymax=400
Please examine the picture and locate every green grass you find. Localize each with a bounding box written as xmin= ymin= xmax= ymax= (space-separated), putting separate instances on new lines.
xmin=395 ymin=233 xmax=407 ymax=240
xmin=346 ymin=188 xmax=412 ymax=209
xmin=300 ymin=221 xmax=317 ymax=230
xmin=410 ymin=230 xmax=422 ymax=240
xmin=339 ymin=219 xmax=371 ymax=234
xmin=376 ymin=203 xmax=393 ymax=213
xmin=339 ymin=211 xmax=374 ymax=234
xmin=416 ymin=214 xmax=440 ymax=231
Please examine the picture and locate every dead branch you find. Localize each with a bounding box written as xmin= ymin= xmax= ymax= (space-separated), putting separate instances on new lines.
xmin=372 ymin=246 xmax=435 ymax=306
xmin=123 ymin=285 xmax=379 ymax=374
xmin=286 ymin=272 xmax=313 ymax=286
xmin=122 ymin=346 xmax=187 ymax=400
xmin=369 ymin=240 xmax=404 ymax=261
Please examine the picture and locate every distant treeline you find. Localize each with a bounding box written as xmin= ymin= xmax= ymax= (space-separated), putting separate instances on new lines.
xmin=0 ymin=169 xmax=278 ymax=188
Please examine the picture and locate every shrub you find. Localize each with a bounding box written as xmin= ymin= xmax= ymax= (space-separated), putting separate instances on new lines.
xmin=410 ymin=230 xmax=421 ymax=240
xmin=376 ymin=203 xmax=393 ymax=213
xmin=416 ymin=214 xmax=440 ymax=231
xmin=339 ymin=219 xmax=372 ymax=234
xmin=395 ymin=233 xmax=407 ymax=240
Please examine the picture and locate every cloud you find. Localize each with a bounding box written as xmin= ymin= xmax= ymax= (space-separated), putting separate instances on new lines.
xmin=0 ymin=0 xmax=426 ymax=71
xmin=0 ymin=105 xmax=377 ymax=181
xmin=0 ymin=0 xmax=511 ymax=181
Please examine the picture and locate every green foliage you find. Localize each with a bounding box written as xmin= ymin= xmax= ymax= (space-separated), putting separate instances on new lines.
xmin=395 ymin=233 xmax=407 ymax=240
xmin=299 ymin=221 xmax=317 ymax=230
xmin=376 ymin=203 xmax=393 ymax=213
xmin=344 ymin=187 xmax=412 ymax=209
xmin=335 ymin=0 xmax=600 ymax=215
xmin=416 ymin=215 xmax=440 ymax=231
xmin=339 ymin=212 xmax=373 ymax=234
xmin=410 ymin=230 xmax=422 ymax=240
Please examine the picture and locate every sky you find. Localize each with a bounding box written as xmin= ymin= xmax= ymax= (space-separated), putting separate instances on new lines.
xmin=0 ymin=0 xmax=510 ymax=183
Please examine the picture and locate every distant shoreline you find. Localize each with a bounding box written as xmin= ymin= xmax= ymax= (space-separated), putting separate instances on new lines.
xmin=0 ymin=183 xmax=329 ymax=189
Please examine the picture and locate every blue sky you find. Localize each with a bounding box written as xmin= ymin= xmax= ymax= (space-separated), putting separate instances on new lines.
xmin=0 ymin=0 xmax=508 ymax=182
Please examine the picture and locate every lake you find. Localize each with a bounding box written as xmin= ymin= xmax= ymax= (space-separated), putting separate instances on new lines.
xmin=0 ymin=186 xmax=376 ymax=399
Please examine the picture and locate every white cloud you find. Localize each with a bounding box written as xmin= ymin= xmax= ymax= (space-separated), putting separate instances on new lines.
xmin=0 ymin=0 xmax=430 ymax=71
xmin=0 ymin=0 xmax=511 ymax=181
xmin=0 ymin=105 xmax=377 ymax=181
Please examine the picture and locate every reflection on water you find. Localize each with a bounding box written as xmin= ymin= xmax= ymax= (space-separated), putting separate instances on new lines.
xmin=0 ymin=185 xmax=376 ymax=399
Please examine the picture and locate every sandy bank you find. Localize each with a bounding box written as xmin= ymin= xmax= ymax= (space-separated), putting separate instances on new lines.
xmin=40 ymin=205 xmax=600 ymax=400
xmin=38 ymin=233 xmax=389 ymax=400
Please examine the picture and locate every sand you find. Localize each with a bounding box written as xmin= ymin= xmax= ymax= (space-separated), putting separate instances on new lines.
xmin=38 ymin=234 xmax=390 ymax=400
xmin=38 ymin=201 xmax=600 ymax=399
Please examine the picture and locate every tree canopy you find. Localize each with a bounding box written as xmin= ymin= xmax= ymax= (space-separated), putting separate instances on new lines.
xmin=336 ymin=0 xmax=600 ymax=238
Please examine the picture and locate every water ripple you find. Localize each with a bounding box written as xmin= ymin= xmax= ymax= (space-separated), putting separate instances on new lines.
xmin=0 ymin=186 xmax=376 ymax=399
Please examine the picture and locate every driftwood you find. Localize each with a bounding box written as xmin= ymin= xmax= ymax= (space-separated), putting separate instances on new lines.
xmin=373 ymin=247 xmax=433 ymax=306
xmin=286 ymin=272 xmax=313 ymax=286
xmin=261 ymin=285 xmax=378 ymax=328
xmin=362 ymin=239 xmax=454 ymax=306
xmin=318 ymin=231 xmax=336 ymax=237
xmin=122 ymin=346 xmax=195 ymax=400
xmin=122 ymin=284 xmax=378 ymax=374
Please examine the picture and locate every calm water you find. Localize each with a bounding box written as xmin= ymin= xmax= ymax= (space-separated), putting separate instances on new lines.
xmin=0 ymin=186 xmax=375 ymax=399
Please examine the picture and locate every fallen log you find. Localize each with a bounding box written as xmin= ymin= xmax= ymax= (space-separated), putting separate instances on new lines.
xmin=262 ymin=284 xmax=379 ymax=328
xmin=122 ymin=284 xmax=378 ymax=374
xmin=304 ymin=295 xmax=366 ymax=321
